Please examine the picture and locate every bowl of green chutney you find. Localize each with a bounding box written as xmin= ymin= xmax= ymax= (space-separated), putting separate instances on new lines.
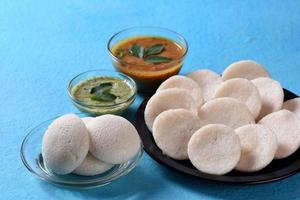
xmin=68 ymin=70 xmax=137 ymax=116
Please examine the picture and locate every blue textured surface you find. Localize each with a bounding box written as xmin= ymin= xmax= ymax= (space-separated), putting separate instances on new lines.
xmin=1 ymin=0 xmax=300 ymax=199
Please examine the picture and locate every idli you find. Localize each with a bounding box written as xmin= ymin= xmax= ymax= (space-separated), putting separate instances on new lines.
xmin=283 ymin=98 xmax=300 ymax=120
xmin=188 ymin=124 xmax=241 ymax=175
xmin=144 ymin=88 xmax=197 ymax=131
xmin=153 ymin=109 xmax=203 ymax=160
xmin=214 ymin=78 xmax=262 ymax=119
xmin=72 ymin=153 xmax=113 ymax=176
xmin=259 ymin=109 xmax=300 ymax=159
xmin=252 ymin=77 xmax=284 ymax=120
xmin=42 ymin=114 xmax=89 ymax=175
xmin=197 ymin=97 xmax=255 ymax=129
xmin=81 ymin=117 xmax=94 ymax=124
xmin=156 ymin=75 xmax=203 ymax=106
xmin=87 ymin=115 xmax=141 ymax=164
xmin=235 ymin=124 xmax=277 ymax=172
xmin=186 ymin=69 xmax=222 ymax=102
xmin=73 ymin=116 xmax=112 ymax=176
xmin=222 ymin=60 xmax=270 ymax=81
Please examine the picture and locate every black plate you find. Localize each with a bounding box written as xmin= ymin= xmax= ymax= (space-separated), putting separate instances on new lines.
xmin=135 ymin=89 xmax=300 ymax=184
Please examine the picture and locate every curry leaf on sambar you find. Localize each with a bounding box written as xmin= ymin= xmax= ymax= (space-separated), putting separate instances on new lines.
xmin=144 ymin=44 xmax=164 ymax=57
xmin=145 ymin=56 xmax=173 ymax=64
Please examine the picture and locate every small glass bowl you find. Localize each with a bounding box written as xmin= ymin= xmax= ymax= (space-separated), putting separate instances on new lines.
xmin=107 ymin=26 xmax=188 ymax=93
xmin=68 ymin=70 xmax=137 ymax=116
xmin=20 ymin=113 xmax=143 ymax=189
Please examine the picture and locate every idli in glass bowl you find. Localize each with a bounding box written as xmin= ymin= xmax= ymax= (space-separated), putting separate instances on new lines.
xmin=20 ymin=113 xmax=143 ymax=189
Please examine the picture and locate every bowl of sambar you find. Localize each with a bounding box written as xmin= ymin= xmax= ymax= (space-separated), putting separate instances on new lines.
xmin=107 ymin=27 xmax=188 ymax=93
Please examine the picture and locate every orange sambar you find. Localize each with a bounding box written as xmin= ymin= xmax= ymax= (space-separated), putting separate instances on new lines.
xmin=111 ymin=36 xmax=186 ymax=93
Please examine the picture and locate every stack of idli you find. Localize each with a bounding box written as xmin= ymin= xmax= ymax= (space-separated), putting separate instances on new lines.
xmin=42 ymin=113 xmax=141 ymax=176
xmin=145 ymin=59 xmax=300 ymax=175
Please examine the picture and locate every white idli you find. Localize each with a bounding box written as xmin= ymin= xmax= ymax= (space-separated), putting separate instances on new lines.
xmin=252 ymin=77 xmax=284 ymax=120
xmin=156 ymin=75 xmax=203 ymax=106
xmin=73 ymin=116 xmax=112 ymax=176
xmin=235 ymin=124 xmax=277 ymax=172
xmin=197 ymin=97 xmax=255 ymax=129
xmin=214 ymin=78 xmax=262 ymax=119
xmin=222 ymin=60 xmax=270 ymax=81
xmin=188 ymin=124 xmax=241 ymax=175
xmin=81 ymin=117 xmax=94 ymax=124
xmin=87 ymin=115 xmax=141 ymax=164
xmin=283 ymin=98 xmax=300 ymax=120
xmin=153 ymin=109 xmax=202 ymax=160
xmin=186 ymin=69 xmax=222 ymax=102
xmin=72 ymin=153 xmax=113 ymax=176
xmin=42 ymin=114 xmax=89 ymax=175
xmin=259 ymin=109 xmax=300 ymax=159
xmin=144 ymin=88 xmax=197 ymax=131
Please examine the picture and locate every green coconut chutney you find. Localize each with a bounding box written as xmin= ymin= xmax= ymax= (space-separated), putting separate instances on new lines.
xmin=71 ymin=76 xmax=135 ymax=115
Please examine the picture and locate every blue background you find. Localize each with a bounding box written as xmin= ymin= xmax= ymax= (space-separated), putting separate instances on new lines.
xmin=1 ymin=0 xmax=300 ymax=199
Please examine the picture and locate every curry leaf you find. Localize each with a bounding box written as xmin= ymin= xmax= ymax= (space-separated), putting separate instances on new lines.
xmin=91 ymin=92 xmax=117 ymax=101
xmin=130 ymin=44 xmax=143 ymax=58
xmin=145 ymin=56 xmax=173 ymax=64
xmin=144 ymin=44 xmax=164 ymax=57
xmin=90 ymin=82 xmax=113 ymax=94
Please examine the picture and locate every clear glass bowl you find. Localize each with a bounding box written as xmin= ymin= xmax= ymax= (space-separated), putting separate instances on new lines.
xmin=20 ymin=113 xmax=143 ymax=189
xmin=107 ymin=26 xmax=188 ymax=93
xmin=68 ymin=70 xmax=137 ymax=116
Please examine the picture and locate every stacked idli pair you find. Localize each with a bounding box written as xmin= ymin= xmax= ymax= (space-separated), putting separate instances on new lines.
xmin=145 ymin=60 xmax=300 ymax=175
xmin=42 ymin=114 xmax=141 ymax=176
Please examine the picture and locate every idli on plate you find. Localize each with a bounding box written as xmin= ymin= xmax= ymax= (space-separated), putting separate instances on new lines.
xmin=197 ymin=97 xmax=255 ymax=129
xmin=186 ymin=69 xmax=222 ymax=102
xmin=153 ymin=109 xmax=202 ymax=160
xmin=259 ymin=109 xmax=300 ymax=159
xmin=283 ymin=98 xmax=300 ymax=120
xmin=222 ymin=60 xmax=270 ymax=81
xmin=72 ymin=153 xmax=113 ymax=176
xmin=235 ymin=124 xmax=277 ymax=172
xmin=156 ymin=75 xmax=203 ymax=106
xmin=81 ymin=117 xmax=94 ymax=124
xmin=252 ymin=77 xmax=284 ymax=120
xmin=188 ymin=124 xmax=241 ymax=175
xmin=73 ymin=116 xmax=112 ymax=176
xmin=42 ymin=114 xmax=89 ymax=175
xmin=87 ymin=115 xmax=141 ymax=164
xmin=214 ymin=78 xmax=262 ymax=119
xmin=144 ymin=88 xmax=197 ymax=131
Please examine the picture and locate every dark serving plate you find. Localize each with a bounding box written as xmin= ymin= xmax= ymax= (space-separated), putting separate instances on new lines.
xmin=135 ymin=89 xmax=300 ymax=184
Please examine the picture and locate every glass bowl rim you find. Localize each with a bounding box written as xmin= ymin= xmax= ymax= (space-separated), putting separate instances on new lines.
xmin=67 ymin=69 xmax=137 ymax=107
xmin=20 ymin=113 xmax=144 ymax=188
xmin=107 ymin=26 xmax=189 ymax=67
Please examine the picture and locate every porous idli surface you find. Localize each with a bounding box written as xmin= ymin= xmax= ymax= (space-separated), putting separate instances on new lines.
xmin=87 ymin=115 xmax=141 ymax=164
xmin=156 ymin=75 xmax=203 ymax=106
xmin=153 ymin=109 xmax=203 ymax=160
xmin=42 ymin=114 xmax=89 ymax=175
xmin=186 ymin=69 xmax=222 ymax=102
xmin=235 ymin=124 xmax=277 ymax=172
xmin=197 ymin=97 xmax=255 ymax=129
xmin=73 ymin=116 xmax=113 ymax=176
xmin=145 ymin=88 xmax=197 ymax=132
xmin=214 ymin=78 xmax=262 ymax=119
xmin=252 ymin=77 xmax=284 ymax=120
xmin=222 ymin=60 xmax=270 ymax=81
xmin=81 ymin=117 xmax=94 ymax=125
xmin=72 ymin=153 xmax=113 ymax=176
xmin=259 ymin=109 xmax=300 ymax=159
xmin=283 ymin=98 xmax=300 ymax=120
xmin=188 ymin=124 xmax=241 ymax=175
